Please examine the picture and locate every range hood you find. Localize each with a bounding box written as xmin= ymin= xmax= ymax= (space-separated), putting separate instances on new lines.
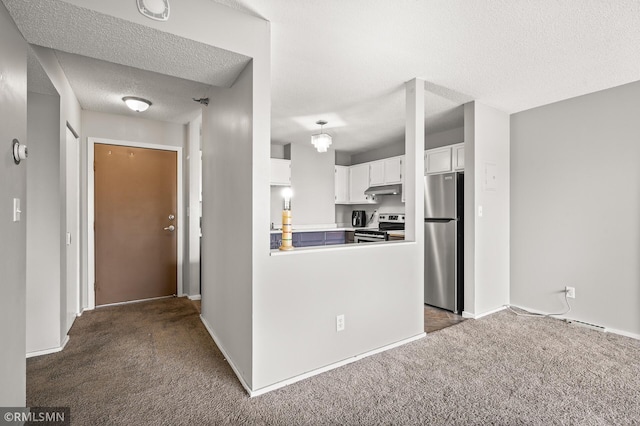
xmin=364 ymin=184 xmax=402 ymax=196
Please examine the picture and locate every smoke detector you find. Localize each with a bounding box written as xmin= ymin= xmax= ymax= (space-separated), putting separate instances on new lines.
xmin=137 ymin=0 xmax=170 ymax=21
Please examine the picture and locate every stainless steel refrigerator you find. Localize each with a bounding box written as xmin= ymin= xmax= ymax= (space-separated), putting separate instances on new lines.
xmin=424 ymin=172 xmax=464 ymax=313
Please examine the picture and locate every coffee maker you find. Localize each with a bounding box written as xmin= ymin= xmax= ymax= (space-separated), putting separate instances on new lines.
xmin=352 ymin=210 xmax=366 ymax=227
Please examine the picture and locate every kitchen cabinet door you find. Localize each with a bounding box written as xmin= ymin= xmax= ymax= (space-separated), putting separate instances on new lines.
xmin=384 ymin=156 xmax=403 ymax=184
xmin=296 ymin=232 xmax=325 ymax=247
xmin=325 ymin=231 xmax=346 ymax=245
xmin=453 ymin=143 xmax=465 ymax=171
xmin=270 ymin=158 xmax=291 ymax=186
xmin=425 ymin=147 xmax=452 ymax=175
xmin=334 ymin=165 xmax=349 ymax=204
xmin=369 ymin=161 xmax=385 ymax=186
xmin=349 ymin=164 xmax=370 ymax=203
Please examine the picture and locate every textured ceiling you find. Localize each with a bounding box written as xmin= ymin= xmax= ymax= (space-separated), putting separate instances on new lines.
xmin=3 ymin=0 xmax=250 ymax=125
xmin=54 ymin=51 xmax=210 ymax=124
xmin=213 ymin=0 xmax=640 ymax=153
xmin=3 ymin=0 xmax=250 ymax=87
xmin=7 ymin=0 xmax=640 ymax=152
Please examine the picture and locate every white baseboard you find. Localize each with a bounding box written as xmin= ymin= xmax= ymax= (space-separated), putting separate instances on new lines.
xmin=188 ymin=294 xmax=201 ymax=301
xmin=510 ymin=304 xmax=640 ymax=341
xmin=199 ymin=315 xmax=253 ymax=395
xmin=200 ymin=312 xmax=426 ymax=398
xmin=462 ymin=305 xmax=506 ymax=320
xmin=606 ymin=327 xmax=640 ymax=340
xmin=27 ymin=335 xmax=70 ymax=359
xmin=97 ymin=295 xmax=173 ymax=308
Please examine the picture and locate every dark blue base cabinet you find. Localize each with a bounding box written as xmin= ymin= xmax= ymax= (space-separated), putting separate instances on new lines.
xmin=270 ymin=230 xmax=346 ymax=249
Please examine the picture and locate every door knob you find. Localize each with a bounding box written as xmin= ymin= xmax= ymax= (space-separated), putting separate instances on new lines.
xmin=164 ymin=225 xmax=175 ymax=232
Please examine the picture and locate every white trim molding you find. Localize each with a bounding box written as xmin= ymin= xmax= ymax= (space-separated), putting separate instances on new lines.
xmin=188 ymin=295 xmax=201 ymax=301
xmin=87 ymin=137 xmax=184 ymax=310
xmin=27 ymin=335 xmax=70 ymax=359
xmin=462 ymin=305 xmax=506 ymax=320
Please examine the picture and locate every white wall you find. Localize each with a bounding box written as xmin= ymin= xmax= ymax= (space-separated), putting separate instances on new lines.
xmin=289 ymin=143 xmax=336 ymax=226
xmin=350 ymin=126 xmax=464 ymax=165
xmin=351 ymin=140 xmax=404 ymax=165
xmin=29 ymin=46 xmax=82 ymax=345
xmin=26 ymin=92 xmax=62 ymax=353
xmin=511 ymin=80 xmax=640 ymax=337
xmin=82 ymin=110 xmax=186 ymax=146
xmin=0 ymin=2 xmax=27 ymax=405
xmin=81 ymin=110 xmax=189 ymax=300
xmin=186 ymin=115 xmax=202 ymax=297
xmin=464 ymin=102 xmax=510 ymax=317
xmin=426 ymin=126 xmax=464 ymax=150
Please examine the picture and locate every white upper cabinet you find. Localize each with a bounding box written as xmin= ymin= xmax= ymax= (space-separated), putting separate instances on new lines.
xmin=425 ymin=147 xmax=452 ymax=175
xmin=270 ymin=158 xmax=291 ymax=186
xmin=453 ymin=143 xmax=465 ymax=171
xmin=384 ymin=156 xmax=403 ymax=184
xmin=334 ymin=165 xmax=349 ymax=204
xmin=369 ymin=161 xmax=385 ymax=186
xmin=424 ymin=144 xmax=465 ymax=175
xmin=349 ymin=163 xmax=371 ymax=203
xmin=369 ymin=156 xmax=403 ymax=186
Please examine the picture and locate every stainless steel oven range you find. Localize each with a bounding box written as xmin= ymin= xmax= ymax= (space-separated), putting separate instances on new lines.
xmin=354 ymin=213 xmax=405 ymax=243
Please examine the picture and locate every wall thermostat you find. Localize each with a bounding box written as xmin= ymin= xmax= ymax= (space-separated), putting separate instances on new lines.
xmin=12 ymin=139 xmax=28 ymax=165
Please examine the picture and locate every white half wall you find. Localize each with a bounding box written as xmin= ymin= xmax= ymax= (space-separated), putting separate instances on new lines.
xmin=250 ymin=79 xmax=425 ymax=392
xmin=511 ymin=80 xmax=640 ymax=336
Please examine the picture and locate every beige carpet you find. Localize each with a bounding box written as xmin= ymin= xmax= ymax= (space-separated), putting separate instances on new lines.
xmin=27 ymin=297 xmax=640 ymax=425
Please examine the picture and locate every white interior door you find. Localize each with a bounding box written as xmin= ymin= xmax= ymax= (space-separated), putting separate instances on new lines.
xmin=65 ymin=127 xmax=80 ymax=332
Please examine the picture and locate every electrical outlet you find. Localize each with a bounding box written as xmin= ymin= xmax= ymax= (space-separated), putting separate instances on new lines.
xmin=566 ymin=286 xmax=575 ymax=299
xmin=336 ymin=314 xmax=345 ymax=332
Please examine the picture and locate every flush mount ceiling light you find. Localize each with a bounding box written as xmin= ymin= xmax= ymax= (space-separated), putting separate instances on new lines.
xmin=137 ymin=0 xmax=170 ymax=21
xmin=123 ymin=96 xmax=152 ymax=112
xmin=311 ymin=120 xmax=332 ymax=153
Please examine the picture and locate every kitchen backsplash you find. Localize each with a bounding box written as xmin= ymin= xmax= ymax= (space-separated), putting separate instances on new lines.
xmin=335 ymin=194 xmax=405 ymax=227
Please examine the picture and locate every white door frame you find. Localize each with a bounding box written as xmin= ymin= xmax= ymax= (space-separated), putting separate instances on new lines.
xmin=87 ymin=137 xmax=184 ymax=310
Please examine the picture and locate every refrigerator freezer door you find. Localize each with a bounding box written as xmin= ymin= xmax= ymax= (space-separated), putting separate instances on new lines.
xmin=424 ymin=220 xmax=457 ymax=311
xmin=424 ymin=173 xmax=456 ymax=219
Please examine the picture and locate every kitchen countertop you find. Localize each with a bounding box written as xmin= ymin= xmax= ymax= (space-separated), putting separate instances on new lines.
xmin=270 ymin=226 xmax=361 ymax=234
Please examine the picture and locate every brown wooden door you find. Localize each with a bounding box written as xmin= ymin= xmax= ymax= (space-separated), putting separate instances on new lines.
xmin=95 ymin=144 xmax=177 ymax=306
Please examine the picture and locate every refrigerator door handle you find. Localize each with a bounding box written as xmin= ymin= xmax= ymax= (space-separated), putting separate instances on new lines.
xmin=424 ymin=218 xmax=454 ymax=223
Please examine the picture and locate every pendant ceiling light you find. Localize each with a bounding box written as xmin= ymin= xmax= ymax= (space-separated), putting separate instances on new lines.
xmin=311 ymin=120 xmax=332 ymax=153
xmin=123 ymin=96 xmax=152 ymax=112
